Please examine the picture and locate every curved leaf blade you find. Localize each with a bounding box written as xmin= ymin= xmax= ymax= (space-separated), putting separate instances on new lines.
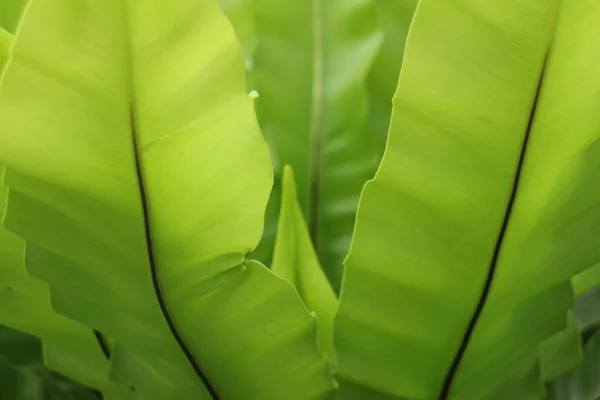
xmin=272 ymin=165 xmax=337 ymax=360
xmin=335 ymin=0 xmax=600 ymax=398
xmin=0 ymin=181 xmax=125 ymax=396
xmin=0 ymin=0 xmax=334 ymax=398
xmin=0 ymin=28 xmax=124 ymax=397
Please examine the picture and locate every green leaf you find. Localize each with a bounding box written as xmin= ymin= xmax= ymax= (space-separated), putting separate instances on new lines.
xmin=218 ymin=0 xmax=256 ymax=94
xmin=0 ymin=176 xmax=126 ymax=396
xmin=218 ymin=0 xmax=255 ymax=65
xmin=538 ymin=313 xmax=582 ymax=383
xmin=573 ymin=262 xmax=600 ymax=297
xmin=0 ymin=29 xmax=125 ymax=397
xmin=0 ymin=0 xmax=334 ymax=398
xmin=572 ymin=287 xmax=600 ymax=342
xmin=0 ymin=325 xmax=42 ymax=366
xmin=0 ymin=355 xmax=21 ymax=399
xmin=0 ymin=327 xmax=101 ymax=400
xmin=252 ymin=0 xmax=383 ymax=289
xmin=0 ymin=0 xmax=26 ymax=34
xmin=0 ymin=27 xmax=12 ymax=69
xmin=1 ymin=364 xmax=100 ymax=400
xmin=543 ymin=286 xmax=600 ymax=400
xmin=335 ymin=0 xmax=600 ymax=398
xmin=272 ymin=165 xmax=337 ymax=360
xmin=546 ymin=330 xmax=600 ymax=400
xmin=366 ymin=0 xmax=417 ymax=158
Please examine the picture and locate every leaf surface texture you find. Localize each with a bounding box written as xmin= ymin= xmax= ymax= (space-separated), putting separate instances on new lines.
xmin=335 ymin=0 xmax=600 ymax=398
xmin=0 ymin=1 xmax=334 ymax=398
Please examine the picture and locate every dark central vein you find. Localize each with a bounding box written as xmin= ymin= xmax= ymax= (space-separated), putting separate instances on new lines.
xmin=118 ymin=4 xmax=218 ymax=398
xmin=129 ymin=109 xmax=219 ymax=399
xmin=93 ymin=330 xmax=111 ymax=359
xmin=92 ymin=330 xmax=109 ymax=399
xmin=437 ymin=51 xmax=552 ymax=400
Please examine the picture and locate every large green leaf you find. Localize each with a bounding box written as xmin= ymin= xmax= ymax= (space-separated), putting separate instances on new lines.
xmin=252 ymin=0 xmax=383 ymax=289
xmin=366 ymin=0 xmax=417 ymax=158
xmin=0 ymin=27 xmax=124 ymax=397
xmin=0 ymin=0 xmax=334 ymax=398
xmin=335 ymin=0 xmax=600 ymax=398
xmin=272 ymin=165 xmax=337 ymax=360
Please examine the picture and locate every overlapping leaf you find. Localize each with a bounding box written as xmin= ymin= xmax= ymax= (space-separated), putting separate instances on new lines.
xmin=0 ymin=0 xmax=334 ymax=398
xmin=335 ymin=0 xmax=600 ymax=398
xmin=218 ymin=0 xmax=256 ymax=94
xmin=573 ymin=263 xmax=600 ymax=299
xmin=0 ymin=327 xmax=101 ymax=400
xmin=0 ymin=177 xmax=126 ymax=397
xmin=546 ymin=326 xmax=600 ymax=399
xmin=218 ymin=0 xmax=255 ymax=67
xmin=0 ymin=0 xmax=26 ymax=34
xmin=251 ymin=0 xmax=383 ymax=289
xmin=272 ymin=166 xmax=337 ymax=360
xmin=0 ymin=27 xmax=125 ymax=397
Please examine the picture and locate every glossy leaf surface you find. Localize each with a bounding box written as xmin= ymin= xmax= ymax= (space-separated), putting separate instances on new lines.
xmin=335 ymin=0 xmax=600 ymax=398
xmin=0 ymin=0 xmax=334 ymax=398
xmin=0 ymin=28 xmax=123 ymax=396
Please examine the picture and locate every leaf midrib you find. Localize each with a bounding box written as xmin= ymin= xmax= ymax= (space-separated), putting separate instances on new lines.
xmin=437 ymin=25 xmax=558 ymax=400
xmin=93 ymin=330 xmax=111 ymax=359
xmin=438 ymin=61 xmax=547 ymax=397
xmin=91 ymin=330 xmax=111 ymax=399
xmin=117 ymin=3 xmax=218 ymax=398
xmin=308 ymin=0 xmax=325 ymax=246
